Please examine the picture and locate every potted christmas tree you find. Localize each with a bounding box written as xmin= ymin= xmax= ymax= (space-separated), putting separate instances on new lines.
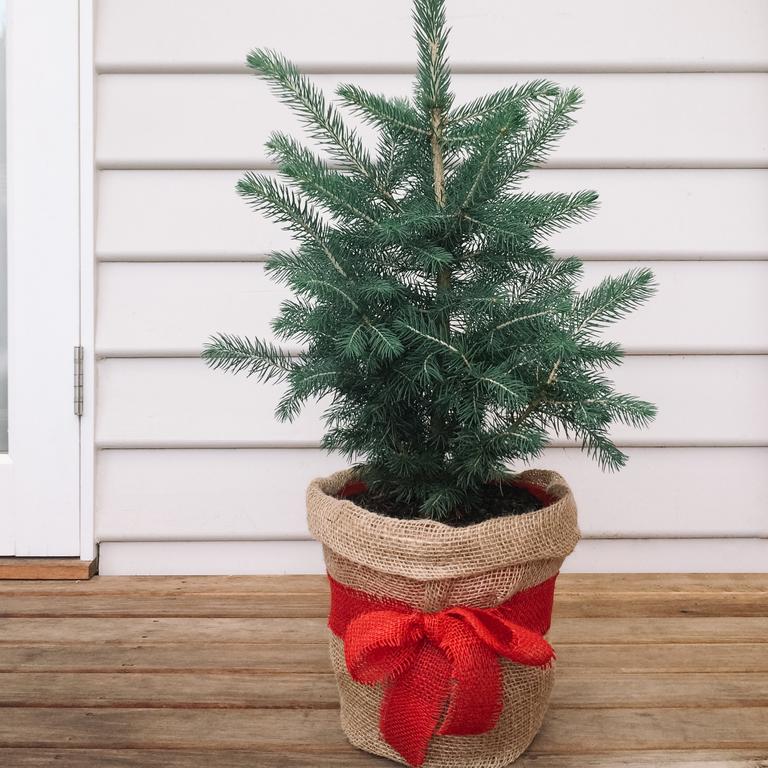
xmin=204 ymin=0 xmax=656 ymax=765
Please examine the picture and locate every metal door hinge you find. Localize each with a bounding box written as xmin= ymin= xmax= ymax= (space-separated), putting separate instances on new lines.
xmin=74 ymin=346 xmax=84 ymax=417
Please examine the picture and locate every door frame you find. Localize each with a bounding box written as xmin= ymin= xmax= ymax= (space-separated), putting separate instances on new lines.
xmin=1 ymin=0 xmax=95 ymax=559
xmin=79 ymin=0 xmax=96 ymax=561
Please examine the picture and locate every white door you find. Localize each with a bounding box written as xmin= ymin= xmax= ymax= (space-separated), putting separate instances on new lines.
xmin=0 ymin=0 xmax=84 ymax=556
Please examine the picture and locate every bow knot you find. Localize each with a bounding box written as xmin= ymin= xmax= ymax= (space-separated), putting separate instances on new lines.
xmin=421 ymin=610 xmax=443 ymax=641
xmin=329 ymin=575 xmax=557 ymax=766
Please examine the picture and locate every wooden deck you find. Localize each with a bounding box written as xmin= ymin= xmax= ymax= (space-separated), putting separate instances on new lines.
xmin=0 ymin=574 xmax=766 ymax=767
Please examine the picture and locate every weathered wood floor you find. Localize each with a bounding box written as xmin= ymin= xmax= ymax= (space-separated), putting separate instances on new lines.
xmin=0 ymin=574 xmax=766 ymax=767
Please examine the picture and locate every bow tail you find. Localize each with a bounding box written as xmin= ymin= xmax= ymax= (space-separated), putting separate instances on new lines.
xmin=437 ymin=642 xmax=501 ymax=736
xmin=379 ymin=642 xmax=451 ymax=767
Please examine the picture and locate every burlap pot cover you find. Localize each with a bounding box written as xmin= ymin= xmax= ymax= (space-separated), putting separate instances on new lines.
xmin=307 ymin=468 xmax=580 ymax=768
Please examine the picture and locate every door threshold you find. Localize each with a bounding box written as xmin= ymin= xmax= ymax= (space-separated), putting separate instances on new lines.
xmin=0 ymin=557 xmax=98 ymax=580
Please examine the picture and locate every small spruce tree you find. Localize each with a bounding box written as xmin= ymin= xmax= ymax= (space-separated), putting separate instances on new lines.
xmin=204 ymin=0 xmax=657 ymax=522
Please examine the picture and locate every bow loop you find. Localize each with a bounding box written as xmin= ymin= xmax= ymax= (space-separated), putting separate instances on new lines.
xmin=344 ymin=610 xmax=424 ymax=684
xmin=448 ymin=605 xmax=555 ymax=667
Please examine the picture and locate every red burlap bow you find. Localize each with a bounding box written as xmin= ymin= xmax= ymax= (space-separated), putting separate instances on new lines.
xmin=328 ymin=574 xmax=557 ymax=766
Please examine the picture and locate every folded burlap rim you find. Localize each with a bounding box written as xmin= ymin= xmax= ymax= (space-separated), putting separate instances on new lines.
xmin=307 ymin=468 xmax=579 ymax=581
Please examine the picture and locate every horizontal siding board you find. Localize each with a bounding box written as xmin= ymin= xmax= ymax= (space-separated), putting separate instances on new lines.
xmin=95 ymin=447 xmax=768 ymax=540
xmin=96 ymin=261 xmax=768 ymax=356
xmin=95 ymin=0 xmax=768 ymax=73
xmin=563 ymin=539 xmax=768 ymax=574
xmin=97 ymin=538 xmax=768 ymax=575
xmin=96 ymin=169 xmax=768 ymax=261
xmin=96 ymin=261 xmax=291 ymax=357
xmin=96 ymin=74 xmax=768 ymax=168
xmin=95 ymin=355 xmax=768 ymax=447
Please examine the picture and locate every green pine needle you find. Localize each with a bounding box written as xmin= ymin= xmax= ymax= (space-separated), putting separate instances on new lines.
xmin=202 ymin=334 xmax=294 ymax=382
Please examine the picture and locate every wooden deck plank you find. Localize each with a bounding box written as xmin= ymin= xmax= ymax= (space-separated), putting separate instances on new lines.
xmin=555 ymin=644 xmax=768 ymax=674
xmin=2 ymin=589 xmax=766 ymax=617
xmin=0 ymin=749 xmax=765 ymax=768
xmin=1 ymin=573 xmax=765 ymax=594
xmin=1 ymin=616 xmax=766 ymax=645
xmin=0 ymin=594 xmax=332 ymax=619
xmin=0 ymin=750 xmax=392 ymax=768
xmin=530 ymin=708 xmax=768 ymax=752
xmin=1 ymin=573 xmax=764 ymax=620
xmin=0 ymin=643 xmax=332 ymax=673
xmin=0 ymin=574 xmax=332 ymax=594
xmin=557 ymin=573 xmax=768 ymax=593
xmin=2 ymin=642 xmax=766 ymax=674
xmin=0 ymin=671 xmax=764 ymax=709
xmin=551 ymin=673 xmax=768 ymax=708
xmin=0 ymin=707 xmax=766 ymax=751
xmin=0 ymin=672 xmax=339 ymax=709
xmin=553 ymin=593 xmax=768 ymax=618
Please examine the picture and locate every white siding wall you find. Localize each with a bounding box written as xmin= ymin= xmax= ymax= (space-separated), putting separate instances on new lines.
xmin=93 ymin=0 xmax=768 ymax=574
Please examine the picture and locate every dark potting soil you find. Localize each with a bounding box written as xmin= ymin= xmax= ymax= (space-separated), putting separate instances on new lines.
xmin=349 ymin=483 xmax=544 ymax=527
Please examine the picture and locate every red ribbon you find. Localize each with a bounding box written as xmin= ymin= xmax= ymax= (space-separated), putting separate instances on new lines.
xmin=328 ymin=574 xmax=557 ymax=766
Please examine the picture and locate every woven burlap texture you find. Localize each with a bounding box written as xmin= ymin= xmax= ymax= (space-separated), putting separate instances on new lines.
xmin=307 ymin=468 xmax=580 ymax=768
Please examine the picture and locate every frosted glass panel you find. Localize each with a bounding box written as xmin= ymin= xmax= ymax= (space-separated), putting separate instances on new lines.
xmin=0 ymin=1 xmax=6 ymax=452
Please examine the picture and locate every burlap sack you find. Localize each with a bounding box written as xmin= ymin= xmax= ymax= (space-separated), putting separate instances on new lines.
xmin=307 ymin=468 xmax=580 ymax=768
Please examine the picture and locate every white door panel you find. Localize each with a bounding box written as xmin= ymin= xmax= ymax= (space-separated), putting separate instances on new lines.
xmin=0 ymin=0 xmax=82 ymax=556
